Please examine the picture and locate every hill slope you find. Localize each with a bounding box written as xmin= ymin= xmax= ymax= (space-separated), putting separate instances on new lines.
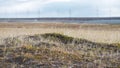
xmin=0 ymin=33 xmax=120 ymax=68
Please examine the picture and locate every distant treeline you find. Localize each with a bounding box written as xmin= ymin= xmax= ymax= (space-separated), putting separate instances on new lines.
xmin=0 ymin=17 xmax=120 ymax=23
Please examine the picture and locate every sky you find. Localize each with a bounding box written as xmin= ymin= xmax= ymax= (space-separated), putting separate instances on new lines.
xmin=0 ymin=0 xmax=120 ymax=18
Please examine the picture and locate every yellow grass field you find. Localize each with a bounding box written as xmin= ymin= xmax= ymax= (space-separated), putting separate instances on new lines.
xmin=0 ymin=22 xmax=120 ymax=43
xmin=0 ymin=22 xmax=120 ymax=68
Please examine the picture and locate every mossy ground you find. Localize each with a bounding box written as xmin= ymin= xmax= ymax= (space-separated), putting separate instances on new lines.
xmin=0 ymin=33 xmax=120 ymax=68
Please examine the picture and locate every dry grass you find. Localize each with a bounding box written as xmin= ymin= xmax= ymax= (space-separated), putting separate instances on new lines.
xmin=0 ymin=22 xmax=120 ymax=43
xmin=0 ymin=33 xmax=119 ymax=68
xmin=0 ymin=21 xmax=119 ymax=68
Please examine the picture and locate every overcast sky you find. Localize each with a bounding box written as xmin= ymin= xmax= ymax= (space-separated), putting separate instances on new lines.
xmin=0 ymin=0 xmax=120 ymax=18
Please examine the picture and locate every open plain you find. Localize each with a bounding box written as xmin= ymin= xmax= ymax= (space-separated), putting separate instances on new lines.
xmin=0 ymin=22 xmax=120 ymax=68
xmin=0 ymin=22 xmax=120 ymax=43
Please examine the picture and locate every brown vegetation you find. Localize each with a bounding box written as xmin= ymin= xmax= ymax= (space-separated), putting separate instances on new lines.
xmin=0 ymin=33 xmax=120 ymax=68
xmin=0 ymin=23 xmax=120 ymax=43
